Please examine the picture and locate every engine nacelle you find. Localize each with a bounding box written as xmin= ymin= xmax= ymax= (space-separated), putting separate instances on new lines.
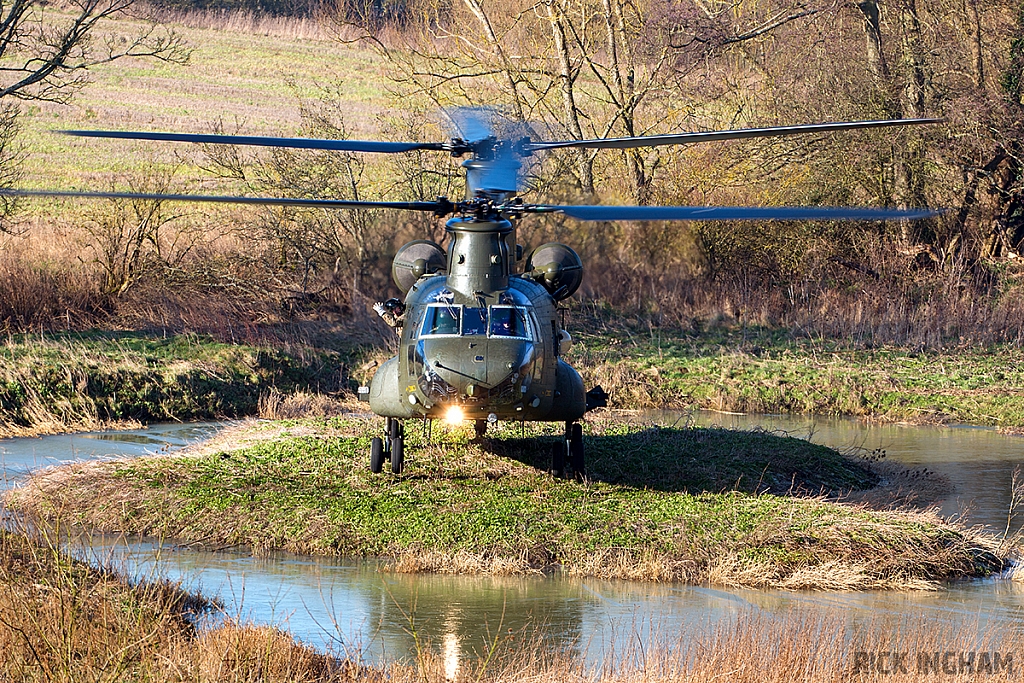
xmin=525 ymin=243 xmax=583 ymax=301
xmin=392 ymin=240 xmax=446 ymax=293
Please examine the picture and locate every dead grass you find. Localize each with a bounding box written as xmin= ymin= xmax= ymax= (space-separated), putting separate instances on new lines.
xmin=0 ymin=512 xmax=1018 ymax=682
xmin=0 ymin=513 xmax=373 ymax=681
xmin=183 ymin=624 xmax=355 ymax=682
xmin=564 ymin=547 xmax=697 ymax=583
xmin=152 ymin=6 xmax=332 ymax=40
xmin=258 ymin=388 xmax=363 ymax=420
xmin=387 ymin=548 xmax=544 ymax=576
xmin=841 ymin=461 xmax=954 ymax=510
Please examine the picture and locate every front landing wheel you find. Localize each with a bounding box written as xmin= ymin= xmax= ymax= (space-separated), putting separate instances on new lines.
xmin=370 ymin=437 xmax=384 ymax=473
xmin=391 ymin=436 xmax=404 ymax=474
xmin=568 ymin=422 xmax=584 ymax=477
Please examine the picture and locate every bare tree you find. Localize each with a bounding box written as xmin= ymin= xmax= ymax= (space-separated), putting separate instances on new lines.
xmin=82 ymin=165 xmax=194 ymax=297
xmin=0 ymin=0 xmax=190 ymax=104
xmin=199 ymin=96 xmax=400 ymax=301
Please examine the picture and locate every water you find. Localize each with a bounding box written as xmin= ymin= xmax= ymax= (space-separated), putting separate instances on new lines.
xmin=3 ymin=415 xmax=1024 ymax=665
xmin=0 ymin=422 xmax=223 ymax=489
xmin=659 ymin=411 xmax=1024 ymax=531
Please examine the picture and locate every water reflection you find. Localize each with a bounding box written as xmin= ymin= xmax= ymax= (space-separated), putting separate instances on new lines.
xmin=63 ymin=529 xmax=1024 ymax=666
xmin=0 ymin=422 xmax=224 ymax=489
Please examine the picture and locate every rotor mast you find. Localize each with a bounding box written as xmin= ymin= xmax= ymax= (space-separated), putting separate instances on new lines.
xmin=436 ymin=138 xmax=526 ymax=300
xmin=444 ymin=214 xmax=515 ymax=299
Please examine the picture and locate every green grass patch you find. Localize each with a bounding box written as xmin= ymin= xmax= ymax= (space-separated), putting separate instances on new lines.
xmin=11 ymin=416 xmax=1006 ymax=590
xmin=568 ymin=323 xmax=1024 ymax=427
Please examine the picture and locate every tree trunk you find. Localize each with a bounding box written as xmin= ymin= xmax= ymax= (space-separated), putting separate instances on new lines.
xmin=968 ymin=0 xmax=984 ymax=88
xmin=857 ymin=0 xmax=890 ymax=82
xmin=547 ymin=0 xmax=594 ymax=194
xmin=898 ymin=0 xmax=932 ymax=243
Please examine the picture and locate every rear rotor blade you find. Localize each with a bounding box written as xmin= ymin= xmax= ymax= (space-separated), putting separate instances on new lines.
xmin=530 ymin=204 xmax=942 ymax=222
xmin=0 ymin=188 xmax=453 ymax=213
xmin=60 ymin=129 xmax=447 ymax=154
xmin=529 ymin=118 xmax=944 ymax=152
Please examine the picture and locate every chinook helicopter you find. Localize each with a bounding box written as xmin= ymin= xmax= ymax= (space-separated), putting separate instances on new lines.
xmin=1 ymin=109 xmax=941 ymax=476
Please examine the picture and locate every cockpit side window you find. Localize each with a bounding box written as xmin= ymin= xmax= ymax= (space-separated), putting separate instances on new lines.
xmin=489 ymin=306 xmax=531 ymax=339
xmin=421 ymin=304 xmax=461 ymax=336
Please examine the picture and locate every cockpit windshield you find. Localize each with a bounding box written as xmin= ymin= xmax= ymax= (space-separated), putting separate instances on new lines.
xmin=463 ymin=308 xmax=488 ymax=335
xmin=420 ymin=304 xmax=533 ymax=339
xmin=489 ymin=306 xmax=529 ymax=338
xmin=422 ymin=305 xmax=461 ymax=336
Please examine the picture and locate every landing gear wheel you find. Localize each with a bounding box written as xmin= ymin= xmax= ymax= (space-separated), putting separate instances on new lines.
xmin=388 ymin=418 xmax=404 ymax=474
xmin=370 ymin=437 xmax=384 ymax=473
xmin=391 ymin=436 xmax=404 ymax=474
xmin=568 ymin=422 xmax=584 ymax=478
xmin=551 ymin=441 xmax=566 ymax=478
xmin=474 ymin=419 xmax=487 ymax=440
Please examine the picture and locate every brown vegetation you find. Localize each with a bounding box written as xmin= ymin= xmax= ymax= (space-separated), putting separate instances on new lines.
xmin=1 ymin=516 xmax=1020 ymax=681
xmin=2 ymin=3 xmax=1024 ymax=349
xmin=0 ymin=523 xmax=355 ymax=682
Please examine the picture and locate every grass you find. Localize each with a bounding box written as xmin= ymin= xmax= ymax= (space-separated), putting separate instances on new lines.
xmin=16 ymin=8 xmax=389 ymax=200
xmin=0 ymin=329 xmax=359 ymax=437
xmin=9 ymin=414 xmax=1007 ymax=590
xmin=566 ymin=321 xmax=1024 ymax=428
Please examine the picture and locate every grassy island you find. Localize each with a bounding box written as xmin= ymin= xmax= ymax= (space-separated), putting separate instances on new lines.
xmin=9 ymin=415 xmax=1006 ymax=591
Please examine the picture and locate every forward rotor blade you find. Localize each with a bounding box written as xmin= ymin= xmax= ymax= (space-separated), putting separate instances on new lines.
xmin=529 ymin=118 xmax=944 ymax=152
xmin=60 ymin=129 xmax=447 ymax=154
xmin=0 ymin=188 xmax=452 ymax=213
xmin=531 ymin=204 xmax=942 ymax=222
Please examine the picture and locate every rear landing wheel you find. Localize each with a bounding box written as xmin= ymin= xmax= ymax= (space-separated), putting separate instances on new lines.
xmin=474 ymin=419 xmax=487 ymax=439
xmin=391 ymin=436 xmax=404 ymax=474
xmin=551 ymin=440 xmax=566 ymax=478
xmin=370 ymin=437 xmax=384 ymax=473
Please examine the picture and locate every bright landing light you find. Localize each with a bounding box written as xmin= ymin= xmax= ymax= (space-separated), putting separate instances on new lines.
xmin=444 ymin=406 xmax=465 ymax=425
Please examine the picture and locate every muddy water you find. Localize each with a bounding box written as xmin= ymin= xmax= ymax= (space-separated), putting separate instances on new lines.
xmin=2 ymin=416 xmax=1023 ymax=665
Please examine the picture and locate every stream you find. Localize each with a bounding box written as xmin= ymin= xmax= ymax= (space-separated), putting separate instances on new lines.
xmin=2 ymin=414 xmax=1023 ymax=665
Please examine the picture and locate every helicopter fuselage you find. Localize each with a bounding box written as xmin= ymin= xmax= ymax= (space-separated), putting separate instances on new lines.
xmin=367 ymin=215 xmax=586 ymax=424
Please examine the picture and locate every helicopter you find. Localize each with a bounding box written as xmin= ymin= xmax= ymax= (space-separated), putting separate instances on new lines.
xmin=0 ymin=109 xmax=942 ymax=476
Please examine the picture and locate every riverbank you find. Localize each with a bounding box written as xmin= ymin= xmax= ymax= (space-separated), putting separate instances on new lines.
xmin=0 ymin=329 xmax=354 ymax=438
xmin=9 ymin=415 xmax=1007 ymax=590
xmin=0 ymin=524 xmax=351 ymax=681
xmin=571 ymin=323 xmax=1024 ymax=429
xmin=5 ymin=325 xmax=1024 ymax=440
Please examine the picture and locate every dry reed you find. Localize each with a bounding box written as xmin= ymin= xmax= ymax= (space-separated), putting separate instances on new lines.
xmin=0 ymin=510 xmax=1017 ymax=682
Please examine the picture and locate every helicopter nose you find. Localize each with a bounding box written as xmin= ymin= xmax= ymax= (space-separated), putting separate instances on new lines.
xmin=422 ymin=338 xmax=534 ymax=401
